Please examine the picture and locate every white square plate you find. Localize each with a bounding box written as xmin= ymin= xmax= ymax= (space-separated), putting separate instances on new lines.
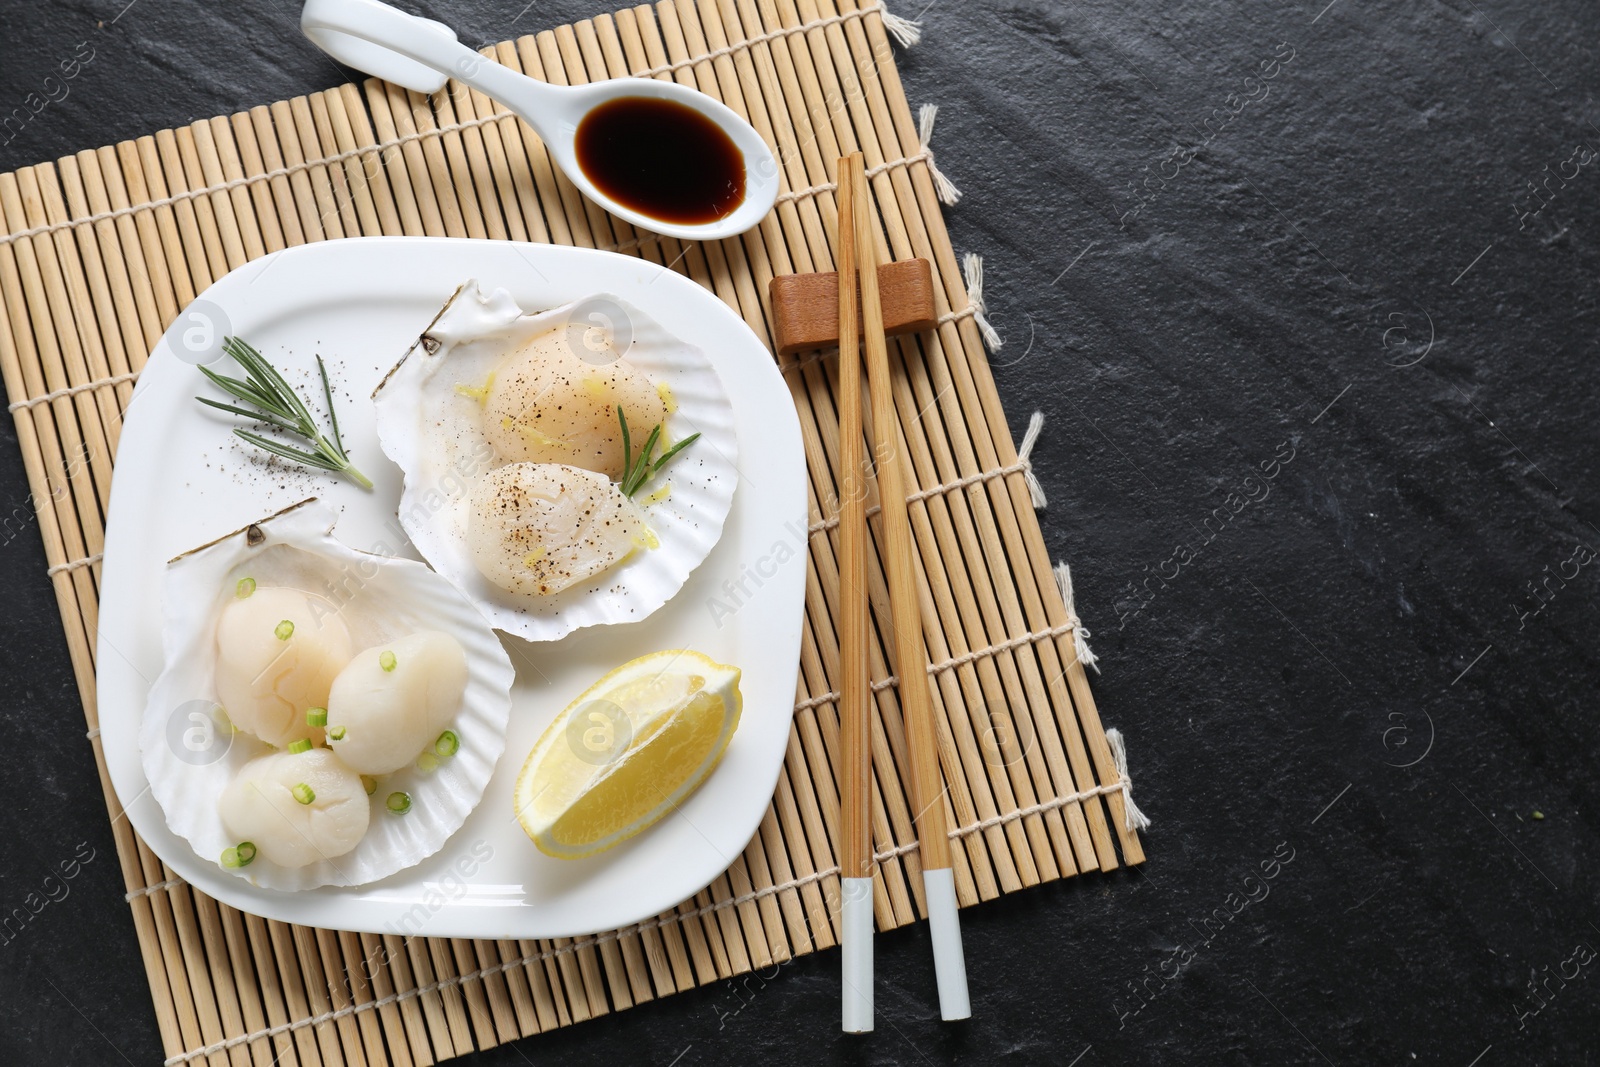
xmin=97 ymin=238 xmax=807 ymax=939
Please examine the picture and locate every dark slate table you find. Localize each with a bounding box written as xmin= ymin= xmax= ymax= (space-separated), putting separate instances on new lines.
xmin=3 ymin=1 xmax=1597 ymax=1063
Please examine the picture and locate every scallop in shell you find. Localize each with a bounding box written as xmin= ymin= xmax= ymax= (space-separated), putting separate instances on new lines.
xmin=138 ymin=500 xmax=515 ymax=891
xmin=371 ymin=282 xmax=739 ymax=641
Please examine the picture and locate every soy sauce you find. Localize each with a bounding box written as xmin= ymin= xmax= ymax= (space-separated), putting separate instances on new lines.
xmin=574 ymin=96 xmax=746 ymax=226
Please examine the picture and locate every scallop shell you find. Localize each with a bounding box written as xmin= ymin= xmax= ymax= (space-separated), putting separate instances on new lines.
xmin=138 ymin=499 xmax=515 ymax=891
xmin=370 ymin=282 xmax=739 ymax=641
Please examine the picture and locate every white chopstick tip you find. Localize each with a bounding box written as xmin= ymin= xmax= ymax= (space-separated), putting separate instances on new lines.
xmin=923 ymin=868 xmax=970 ymax=1021
xmin=841 ymin=877 xmax=875 ymax=1032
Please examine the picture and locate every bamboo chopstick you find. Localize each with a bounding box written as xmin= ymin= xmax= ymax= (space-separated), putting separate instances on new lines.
xmin=852 ymin=154 xmax=971 ymax=1022
xmin=837 ymin=150 xmax=875 ymax=1035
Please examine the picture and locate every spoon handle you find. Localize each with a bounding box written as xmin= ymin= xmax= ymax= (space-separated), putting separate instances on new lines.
xmin=301 ymin=0 xmax=564 ymax=128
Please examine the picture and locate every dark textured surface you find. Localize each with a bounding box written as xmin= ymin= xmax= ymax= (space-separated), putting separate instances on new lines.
xmin=3 ymin=0 xmax=1598 ymax=1063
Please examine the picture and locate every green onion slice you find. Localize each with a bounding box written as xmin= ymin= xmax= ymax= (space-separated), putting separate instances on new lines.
xmin=221 ymin=841 xmax=257 ymax=868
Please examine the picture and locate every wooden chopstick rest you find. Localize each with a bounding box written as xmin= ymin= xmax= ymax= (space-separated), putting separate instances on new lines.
xmin=769 ymin=259 xmax=936 ymax=355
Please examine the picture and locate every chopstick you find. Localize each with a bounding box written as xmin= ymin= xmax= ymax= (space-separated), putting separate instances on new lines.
xmin=850 ymin=155 xmax=972 ymax=1022
xmin=836 ymin=151 xmax=875 ymax=1035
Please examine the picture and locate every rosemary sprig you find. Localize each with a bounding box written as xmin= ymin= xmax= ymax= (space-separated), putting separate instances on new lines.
xmin=617 ymin=405 xmax=699 ymax=498
xmin=196 ymin=337 xmax=373 ymax=489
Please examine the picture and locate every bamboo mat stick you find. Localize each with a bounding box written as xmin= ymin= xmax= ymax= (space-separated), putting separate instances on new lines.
xmin=403 ymin=935 xmax=461 ymax=1057
xmin=835 ymin=150 xmax=874 ymax=1035
xmin=166 ymin=128 xmax=229 ymax=277
xmin=829 ymin=0 xmax=1088 ymax=876
xmin=314 ymin=93 xmax=380 ymax=240
xmin=7 ymin=169 xmax=116 ymax=524
xmin=102 ymin=140 xmax=178 ymax=339
xmin=686 ymin=0 xmax=923 ymax=932
xmin=148 ymin=129 xmax=214 ymax=292
xmin=452 ymin=63 xmax=527 ymax=243
xmin=756 ymin=7 xmax=1001 ymax=913
xmin=736 ymin=4 xmax=1049 ymax=883
xmin=200 ymin=117 xmax=266 ymax=262
xmin=803 ymin=0 xmax=1107 ymax=886
xmin=80 ymin=146 xmax=158 ymax=377
xmin=27 ymin=163 xmax=120 ymax=514
xmin=786 ymin=0 xmax=1032 ymax=902
xmin=673 ymin=0 xmax=795 ymax=979
xmin=181 ymin=124 xmax=247 ymax=272
xmin=432 ymin=85 xmax=504 ymax=242
xmin=588 ymin=26 xmax=751 ymax=975
xmin=374 ymin=932 xmax=437 ymax=1064
xmin=357 ymin=87 xmax=425 ymax=237
xmin=169 ymin=885 xmax=244 ymax=1067
xmin=187 ymin=895 xmax=252 ymax=1062
xmin=215 ymin=906 xmax=277 ymax=1067
xmin=838 ymin=0 xmax=1143 ymax=863
xmin=445 ymin=940 xmax=501 ymax=1049
xmin=852 ymin=158 xmax=970 ymax=1020
xmin=582 ymin=8 xmax=720 ymax=991
xmin=227 ymin=100 xmax=376 ymax=1067
xmin=302 ymin=96 xmax=358 ymax=239
xmin=328 ymin=87 xmax=402 ymax=240
xmin=289 ymin=923 xmax=355 ymax=1065
xmin=498 ymin=41 xmax=573 ymax=246
xmin=640 ymin=3 xmax=837 ymax=970
xmin=274 ymin=918 xmax=342 ymax=1065
xmin=329 ymin=930 xmax=391 ymax=1067
xmin=728 ymin=3 xmax=927 ymax=932
xmin=282 ymin=98 xmax=343 ymax=241
xmin=518 ymin=937 xmax=568 ymax=1029
xmin=54 ymin=156 xmax=136 ymax=451
xmin=0 ymin=193 xmax=103 ymax=686
xmin=487 ymin=939 xmax=542 ymax=1036
xmin=335 ymin=80 xmax=487 ymax=1049
xmin=235 ymin=110 xmax=298 ymax=251
xmin=568 ymin=15 xmax=771 ymax=984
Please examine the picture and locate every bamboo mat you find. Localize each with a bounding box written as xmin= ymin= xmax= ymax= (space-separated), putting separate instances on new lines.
xmin=0 ymin=1 xmax=1145 ymax=1062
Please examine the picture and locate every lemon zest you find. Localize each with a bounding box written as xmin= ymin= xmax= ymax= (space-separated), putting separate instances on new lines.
xmin=453 ymin=370 xmax=497 ymax=405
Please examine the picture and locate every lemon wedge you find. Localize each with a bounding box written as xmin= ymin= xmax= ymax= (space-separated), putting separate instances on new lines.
xmin=514 ymin=650 xmax=742 ymax=859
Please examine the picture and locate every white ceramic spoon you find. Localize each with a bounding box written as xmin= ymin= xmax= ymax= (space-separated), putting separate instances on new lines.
xmin=300 ymin=0 xmax=779 ymax=241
